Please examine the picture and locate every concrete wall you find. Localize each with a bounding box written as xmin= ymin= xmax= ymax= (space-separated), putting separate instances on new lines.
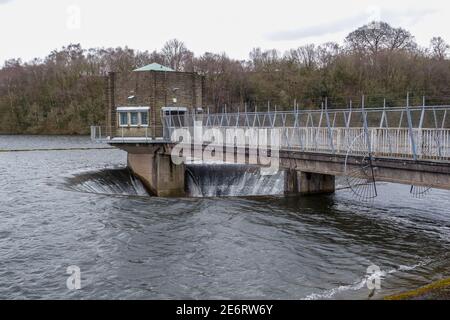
xmin=277 ymin=150 xmax=450 ymax=190
xmin=126 ymin=147 xmax=186 ymax=197
xmin=285 ymin=170 xmax=335 ymax=195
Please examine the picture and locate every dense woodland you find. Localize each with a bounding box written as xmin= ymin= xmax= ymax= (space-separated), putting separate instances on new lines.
xmin=1 ymin=21 xmax=450 ymax=134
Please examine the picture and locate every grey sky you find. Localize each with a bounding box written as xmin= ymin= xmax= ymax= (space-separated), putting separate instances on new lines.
xmin=0 ymin=0 xmax=448 ymax=64
xmin=267 ymin=8 xmax=437 ymax=41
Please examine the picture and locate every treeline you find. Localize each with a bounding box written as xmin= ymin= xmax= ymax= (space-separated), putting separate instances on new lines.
xmin=1 ymin=21 xmax=450 ymax=134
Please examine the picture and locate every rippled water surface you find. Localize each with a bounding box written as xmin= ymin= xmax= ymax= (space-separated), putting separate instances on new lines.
xmin=1 ymin=135 xmax=449 ymax=299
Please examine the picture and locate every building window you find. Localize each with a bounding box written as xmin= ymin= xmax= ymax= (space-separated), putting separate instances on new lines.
xmin=140 ymin=112 xmax=148 ymax=126
xmin=130 ymin=112 xmax=139 ymax=126
xmin=117 ymin=107 xmax=150 ymax=127
xmin=119 ymin=112 xmax=128 ymax=126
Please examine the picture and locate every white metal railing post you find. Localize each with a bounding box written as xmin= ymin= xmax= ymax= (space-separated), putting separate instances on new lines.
xmin=406 ymin=93 xmax=418 ymax=160
xmin=432 ymin=106 xmax=443 ymax=158
xmin=361 ymin=95 xmax=372 ymax=155
xmin=324 ymin=98 xmax=335 ymax=154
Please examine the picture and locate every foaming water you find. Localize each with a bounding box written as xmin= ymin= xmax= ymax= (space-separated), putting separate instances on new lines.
xmin=303 ymin=258 xmax=433 ymax=300
xmin=186 ymin=164 xmax=285 ymax=197
xmin=66 ymin=164 xmax=285 ymax=198
xmin=65 ymin=168 xmax=148 ymax=196
xmin=1 ymin=135 xmax=450 ymax=300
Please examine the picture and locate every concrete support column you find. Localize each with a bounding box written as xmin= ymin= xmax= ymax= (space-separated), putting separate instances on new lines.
xmin=127 ymin=152 xmax=185 ymax=197
xmin=285 ymin=170 xmax=335 ymax=195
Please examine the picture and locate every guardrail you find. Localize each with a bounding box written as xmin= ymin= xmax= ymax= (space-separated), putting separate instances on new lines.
xmin=165 ymin=126 xmax=450 ymax=161
xmin=92 ymin=125 xmax=450 ymax=161
xmin=91 ymin=103 xmax=450 ymax=161
xmin=91 ymin=126 xmax=166 ymax=143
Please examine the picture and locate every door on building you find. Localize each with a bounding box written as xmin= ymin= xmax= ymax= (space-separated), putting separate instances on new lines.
xmin=161 ymin=107 xmax=188 ymax=140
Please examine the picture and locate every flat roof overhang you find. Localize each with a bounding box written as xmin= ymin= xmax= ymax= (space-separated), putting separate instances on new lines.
xmin=117 ymin=106 xmax=150 ymax=112
xmin=161 ymin=107 xmax=188 ymax=112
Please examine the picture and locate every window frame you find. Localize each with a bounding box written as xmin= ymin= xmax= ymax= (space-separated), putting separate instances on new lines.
xmin=117 ymin=107 xmax=150 ymax=128
xmin=129 ymin=112 xmax=139 ymax=127
xmin=119 ymin=112 xmax=129 ymax=127
xmin=140 ymin=112 xmax=149 ymax=127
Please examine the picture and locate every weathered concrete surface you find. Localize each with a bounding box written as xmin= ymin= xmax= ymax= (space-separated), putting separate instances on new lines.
xmin=285 ymin=170 xmax=335 ymax=195
xmin=278 ymin=150 xmax=450 ymax=190
xmin=122 ymin=144 xmax=185 ymax=197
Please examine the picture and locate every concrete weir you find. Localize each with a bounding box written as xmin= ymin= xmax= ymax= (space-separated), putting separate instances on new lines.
xmin=107 ymin=140 xmax=450 ymax=197
xmin=115 ymin=142 xmax=339 ymax=198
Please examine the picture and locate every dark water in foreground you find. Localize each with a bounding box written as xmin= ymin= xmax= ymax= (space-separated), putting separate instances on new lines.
xmin=0 ymin=135 xmax=449 ymax=299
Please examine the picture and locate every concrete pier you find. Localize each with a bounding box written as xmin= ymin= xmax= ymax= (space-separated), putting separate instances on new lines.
xmin=123 ymin=145 xmax=186 ymax=197
xmin=285 ymin=169 xmax=335 ymax=195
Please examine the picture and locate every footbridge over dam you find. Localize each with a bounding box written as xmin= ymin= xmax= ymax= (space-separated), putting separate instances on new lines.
xmin=92 ymin=103 xmax=450 ymax=198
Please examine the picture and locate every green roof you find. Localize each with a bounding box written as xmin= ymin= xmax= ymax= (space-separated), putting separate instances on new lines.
xmin=133 ymin=63 xmax=174 ymax=72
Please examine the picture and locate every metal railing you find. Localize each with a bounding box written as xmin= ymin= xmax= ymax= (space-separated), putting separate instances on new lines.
xmin=163 ymin=126 xmax=450 ymax=161
xmin=161 ymin=105 xmax=450 ymax=129
xmin=90 ymin=125 xmax=165 ymax=143
xmin=91 ymin=102 xmax=450 ymax=161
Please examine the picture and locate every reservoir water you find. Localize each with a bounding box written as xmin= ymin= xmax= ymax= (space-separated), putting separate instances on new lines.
xmin=0 ymin=135 xmax=449 ymax=299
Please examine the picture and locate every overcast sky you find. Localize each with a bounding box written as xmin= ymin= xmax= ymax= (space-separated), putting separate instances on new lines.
xmin=0 ymin=0 xmax=449 ymax=64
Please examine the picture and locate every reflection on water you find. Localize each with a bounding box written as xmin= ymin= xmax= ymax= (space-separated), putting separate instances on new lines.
xmin=0 ymin=135 xmax=449 ymax=299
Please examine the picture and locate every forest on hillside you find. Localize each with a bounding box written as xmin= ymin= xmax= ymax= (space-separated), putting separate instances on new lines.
xmin=1 ymin=21 xmax=450 ymax=134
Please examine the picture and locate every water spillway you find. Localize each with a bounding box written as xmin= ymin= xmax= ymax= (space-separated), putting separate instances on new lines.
xmin=66 ymin=168 xmax=149 ymax=196
xmin=67 ymin=164 xmax=285 ymax=198
xmin=186 ymin=164 xmax=285 ymax=197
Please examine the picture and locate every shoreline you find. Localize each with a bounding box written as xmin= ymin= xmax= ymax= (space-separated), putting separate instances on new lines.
xmin=385 ymin=278 xmax=450 ymax=300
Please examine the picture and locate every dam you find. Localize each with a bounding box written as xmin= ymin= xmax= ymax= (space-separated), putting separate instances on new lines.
xmin=91 ymin=64 xmax=450 ymax=198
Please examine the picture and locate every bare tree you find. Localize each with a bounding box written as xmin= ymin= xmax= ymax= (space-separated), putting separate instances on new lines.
xmin=387 ymin=26 xmax=416 ymax=51
xmin=287 ymin=44 xmax=317 ymax=69
xmin=345 ymin=21 xmax=416 ymax=55
xmin=430 ymin=37 xmax=449 ymax=60
xmin=161 ymin=39 xmax=193 ymax=71
xmin=3 ymin=21 xmax=450 ymax=135
xmin=316 ymin=42 xmax=340 ymax=68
